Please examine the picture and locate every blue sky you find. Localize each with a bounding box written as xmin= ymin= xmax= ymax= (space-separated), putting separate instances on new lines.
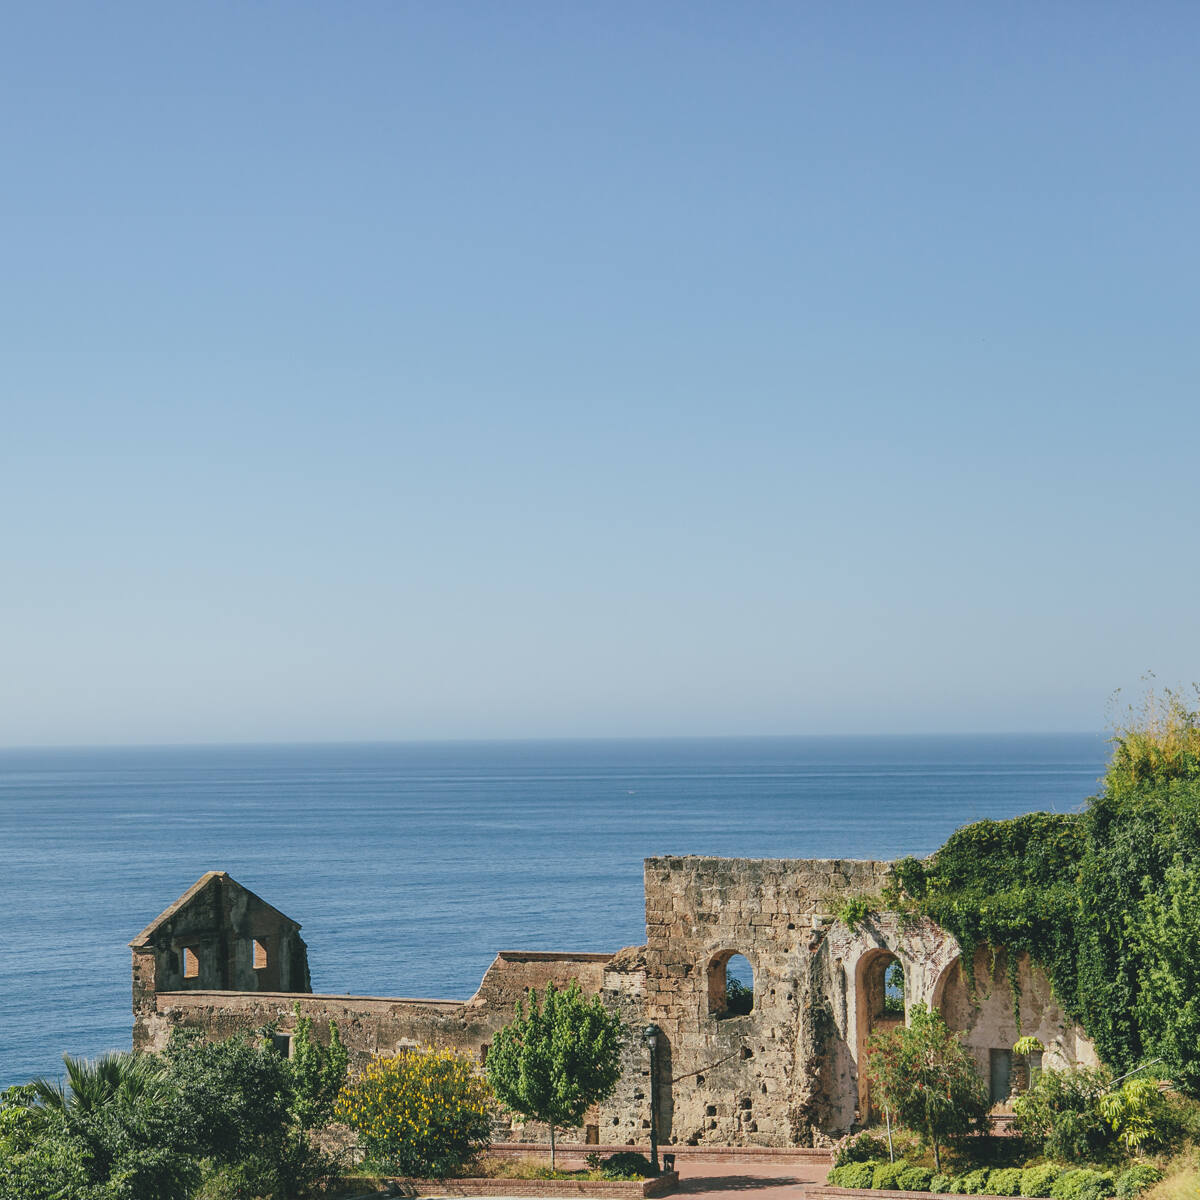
xmin=4 ymin=3 xmax=1198 ymax=745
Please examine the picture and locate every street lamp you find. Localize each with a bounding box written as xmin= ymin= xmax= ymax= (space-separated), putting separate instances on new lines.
xmin=642 ymin=1023 xmax=661 ymax=1174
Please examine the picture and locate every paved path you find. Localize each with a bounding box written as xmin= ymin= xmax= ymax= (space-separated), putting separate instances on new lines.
xmin=674 ymin=1153 xmax=829 ymax=1200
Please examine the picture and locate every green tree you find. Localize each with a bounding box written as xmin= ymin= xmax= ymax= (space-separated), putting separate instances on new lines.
xmin=864 ymin=1003 xmax=988 ymax=1171
xmin=24 ymin=1051 xmax=169 ymax=1124
xmin=163 ymin=1029 xmax=329 ymax=1198
xmin=286 ymin=1005 xmax=348 ymax=1131
xmin=486 ymin=981 xmax=624 ymax=1170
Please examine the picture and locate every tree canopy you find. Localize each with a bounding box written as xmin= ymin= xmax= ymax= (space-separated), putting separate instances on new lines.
xmin=485 ymin=981 xmax=624 ymax=1169
xmin=864 ymin=1003 xmax=988 ymax=1171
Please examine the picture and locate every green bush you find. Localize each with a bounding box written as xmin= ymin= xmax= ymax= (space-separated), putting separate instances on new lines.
xmin=829 ymin=1160 xmax=882 ymax=1188
xmin=930 ymin=1174 xmax=952 ymax=1194
xmin=898 ymin=1166 xmax=935 ymax=1192
xmin=833 ymin=1130 xmax=891 ymax=1167
xmin=586 ymin=1151 xmax=656 ymax=1180
xmin=1114 ymin=1166 xmax=1163 ymax=1199
xmin=989 ymin=1168 xmax=1024 ymax=1196
xmin=1049 ymin=1168 xmax=1116 ymax=1200
xmin=1020 ymin=1164 xmax=1062 ymax=1198
xmin=873 ymin=1160 xmax=910 ymax=1189
xmin=1011 ymin=1067 xmax=1116 ymax=1162
xmin=955 ymin=1168 xmax=992 ymax=1194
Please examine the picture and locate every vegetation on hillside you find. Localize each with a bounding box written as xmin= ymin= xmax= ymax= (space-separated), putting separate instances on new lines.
xmin=889 ymin=685 xmax=1200 ymax=1095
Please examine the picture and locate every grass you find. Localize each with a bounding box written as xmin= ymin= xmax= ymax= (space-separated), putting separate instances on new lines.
xmin=1143 ymin=1150 xmax=1200 ymax=1200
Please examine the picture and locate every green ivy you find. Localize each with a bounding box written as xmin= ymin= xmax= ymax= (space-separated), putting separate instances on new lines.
xmin=890 ymin=689 xmax=1200 ymax=1093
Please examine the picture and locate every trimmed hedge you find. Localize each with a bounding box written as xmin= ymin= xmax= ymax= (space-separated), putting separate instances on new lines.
xmin=873 ymin=1161 xmax=910 ymax=1190
xmin=898 ymin=1166 xmax=935 ymax=1192
xmin=1021 ymin=1165 xmax=1063 ymax=1198
xmin=989 ymin=1168 xmax=1024 ymax=1196
xmin=829 ymin=1161 xmax=881 ymax=1189
xmin=1049 ymin=1169 xmax=1115 ymax=1200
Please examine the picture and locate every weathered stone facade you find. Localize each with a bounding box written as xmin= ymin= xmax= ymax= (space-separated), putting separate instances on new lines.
xmin=131 ymin=857 xmax=1096 ymax=1148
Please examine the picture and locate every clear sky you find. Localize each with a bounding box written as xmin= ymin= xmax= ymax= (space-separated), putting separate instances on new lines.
xmin=3 ymin=3 xmax=1198 ymax=746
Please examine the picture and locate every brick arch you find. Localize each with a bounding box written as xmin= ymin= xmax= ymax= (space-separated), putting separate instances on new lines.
xmin=854 ymin=947 xmax=904 ymax=1118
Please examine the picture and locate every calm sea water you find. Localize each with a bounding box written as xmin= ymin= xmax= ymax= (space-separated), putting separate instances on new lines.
xmin=0 ymin=734 xmax=1108 ymax=1089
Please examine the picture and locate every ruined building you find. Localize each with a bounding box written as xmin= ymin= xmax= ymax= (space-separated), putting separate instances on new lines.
xmin=131 ymin=859 xmax=1096 ymax=1147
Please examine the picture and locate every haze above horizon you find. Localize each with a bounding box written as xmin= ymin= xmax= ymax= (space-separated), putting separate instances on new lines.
xmin=4 ymin=4 xmax=1197 ymax=747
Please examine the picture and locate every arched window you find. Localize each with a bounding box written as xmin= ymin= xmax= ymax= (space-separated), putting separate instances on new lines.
xmin=884 ymin=959 xmax=905 ymax=1015
xmin=708 ymin=951 xmax=755 ymax=1017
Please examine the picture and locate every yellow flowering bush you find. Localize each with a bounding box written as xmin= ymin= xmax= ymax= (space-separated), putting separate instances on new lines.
xmin=334 ymin=1047 xmax=492 ymax=1178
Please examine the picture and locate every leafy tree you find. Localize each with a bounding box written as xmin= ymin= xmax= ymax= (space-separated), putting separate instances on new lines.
xmin=7 ymin=1054 xmax=197 ymax=1200
xmin=163 ymin=1028 xmax=330 ymax=1198
xmin=286 ymin=1005 xmax=348 ymax=1131
xmin=864 ymin=1003 xmax=988 ymax=1171
xmin=0 ymin=1087 xmax=90 ymax=1200
xmin=486 ymin=981 xmax=624 ymax=1170
xmin=334 ymin=1047 xmax=492 ymax=1178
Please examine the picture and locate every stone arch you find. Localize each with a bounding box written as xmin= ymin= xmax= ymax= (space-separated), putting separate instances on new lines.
xmin=854 ymin=947 xmax=905 ymax=1118
xmin=932 ymin=953 xmax=963 ymax=1019
xmin=706 ymin=949 xmax=755 ymax=1018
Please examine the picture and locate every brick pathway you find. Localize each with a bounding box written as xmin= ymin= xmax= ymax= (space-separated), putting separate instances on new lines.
xmin=674 ymin=1153 xmax=829 ymax=1200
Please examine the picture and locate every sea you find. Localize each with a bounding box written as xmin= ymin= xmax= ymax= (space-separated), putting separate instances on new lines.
xmin=0 ymin=733 xmax=1109 ymax=1090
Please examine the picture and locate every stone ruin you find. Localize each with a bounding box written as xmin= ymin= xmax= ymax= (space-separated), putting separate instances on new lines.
xmin=130 ymin=858 xmax=1096 ymax=1148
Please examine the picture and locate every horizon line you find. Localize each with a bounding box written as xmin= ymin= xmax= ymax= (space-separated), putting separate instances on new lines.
xmin=0 ymin=729 xmax=1110 ymax=754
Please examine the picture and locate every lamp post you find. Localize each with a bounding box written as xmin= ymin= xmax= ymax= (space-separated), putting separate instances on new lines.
xmin=642 ymin=1023 xmax=661 ymax=1174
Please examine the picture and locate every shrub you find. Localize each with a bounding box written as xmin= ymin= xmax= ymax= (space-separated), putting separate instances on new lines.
xmin=1012 ymin=1068 xmax=1116 ymax=1162
xmin=1049 ymin=1168 xmax=1116 ymax=1200
xmin=334 ymin=1047 xmax=492 ymax=1178
xmin=873 ymin=1159 xmax=910 ymax=1189
xmin=1114 ymin=1166 xmax=1163 ymax=1199
xmin=990 ymin=1168 xmax=1024 ymax=1196
xmin=830 ymin=1160 xmax=881 ymax=1188
xmin=833 ymin=1130 xmax=890 ymax=1167
xmin=586 ymin=1152 xmax=656 ymax=1180
xmin=898 ymin=1166 xmax=935 ymax=1192
xmin=952 ymin=1169 xmax=992 ymax=1194
xmin=838 ymin=896 xmax=874 ymax=927
xmin=930 ymin=1174 xmax=952 ymax=1194
xmin=1021 ymin=1165 xmax=1062 ymax=1198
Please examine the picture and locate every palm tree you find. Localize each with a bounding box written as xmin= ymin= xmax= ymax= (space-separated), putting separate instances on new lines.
xmin=25 ymin=1051 xmax=168 ymax=1122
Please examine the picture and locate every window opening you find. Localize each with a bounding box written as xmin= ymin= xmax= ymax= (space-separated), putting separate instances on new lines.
xmin=253 ymin=939 xmax=268 ymax=970
xmin=884 ymin=959 xmax=905 ymax=1015
xmin=182 ymin=947 xmax=199 ymax=979
xmin=708 ymin=951 xmax=756 ymax=1016
xmin=990 ymin=1049 xmax=1013 ymax=1105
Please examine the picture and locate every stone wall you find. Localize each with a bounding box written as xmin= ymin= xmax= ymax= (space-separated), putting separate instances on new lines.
xmin=134 ymin=944 xmax=653 ymax=1145
xmin=639 ymin=856 xmax=893 ymax=1147
xmin=130 ymin=859 xmax=1098 ymax=1151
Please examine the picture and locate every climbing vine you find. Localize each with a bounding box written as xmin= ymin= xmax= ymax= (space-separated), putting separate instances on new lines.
xmin=888 ymin=687 xmax=1200 ymax=1094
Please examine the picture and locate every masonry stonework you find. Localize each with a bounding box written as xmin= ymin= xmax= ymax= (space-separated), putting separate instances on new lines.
xmin=131 ymin=857 xmax=1096 ymax=1149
